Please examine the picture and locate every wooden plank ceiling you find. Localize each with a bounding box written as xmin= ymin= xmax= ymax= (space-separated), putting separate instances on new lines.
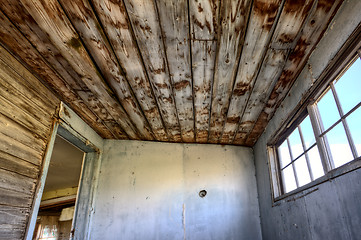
xmin=0 ymin=0 xmax=343 ymax=146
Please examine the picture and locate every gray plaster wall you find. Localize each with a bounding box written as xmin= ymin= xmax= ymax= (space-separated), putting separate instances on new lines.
xmin=89 ymin=140 xmax=262 ymax=240
xmin=254 ymin=1 xmax=361 ymax=239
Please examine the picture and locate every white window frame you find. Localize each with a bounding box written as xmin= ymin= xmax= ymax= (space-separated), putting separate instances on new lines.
xmin=268 ymin=36 xmax=361 ymax=202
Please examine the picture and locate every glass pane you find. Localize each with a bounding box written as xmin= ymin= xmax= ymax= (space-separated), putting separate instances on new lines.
xmin=278 ymin=140 xmax=291 ymax=168
xmin=307 ymin=146 xmax=324 ymax=179
xmin=325 ymin=123 xmax=354 ymax=168
xmin=288 ymin=128 xmax=303 ymax=159
xmin=346 ymin=106 xmax=361 ymax=157
xmin=299 ymin=116 xmax=316 ymax=149
xmin=334 ymin=58 xmax=361 ymax=114
xmin=317 ymin=88 xmax=340 ymax=131
xmin=282 ymin=166 xmax=297 ymax=193
xmin=294 ymin=155 xmax=311 ymax=186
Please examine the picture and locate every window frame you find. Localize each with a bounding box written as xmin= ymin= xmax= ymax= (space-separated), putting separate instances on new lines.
xmin=267 ymin=30 xmax=361 ymax=202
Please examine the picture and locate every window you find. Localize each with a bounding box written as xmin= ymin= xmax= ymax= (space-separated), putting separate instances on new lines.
xmin=271 ymin=50 xmax=361 ymax=198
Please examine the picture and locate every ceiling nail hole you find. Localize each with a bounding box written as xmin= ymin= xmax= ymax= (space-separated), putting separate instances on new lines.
xmin=199 ymin=190 xmax=207 ymax=198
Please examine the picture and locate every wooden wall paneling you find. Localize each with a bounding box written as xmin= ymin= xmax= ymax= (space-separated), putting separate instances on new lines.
xmin=208 ymin=0 xmax=252 ymax=143
xmin=0 ymin=43 xmax=60 ymax=239
xmin=189 ymin=0 xmax=219 ymax=143
xmin=220 ymin=0 xmax=282 ymax=144
xmin=92 ymin=0 xmax=169 ymax=141
xmin=0 ymin=113 xmax=46 ymax=154
xmin=156 ymin=0 xmax=194 ymax=142
xmin=233 ymin=0 xmax=315 ymax=145
xmin=0 ymin=150 xmax=39 ymax=179
xmin=245 ymin=0 xmax=343 ymax=146
xmin=0 ymin=12 xmax=117 ymax=139
xmin=0 ymin=205 xmax=27 ymax=240
xmin=124 ymin=0 xmax=182 ymax=141
xmin=0 ymin=168 xmax=36 ymax=195
xmin=59 ymin=0 xmax=155 ymax=140
xmin=1 ymin=0 xmax=140 ymax=139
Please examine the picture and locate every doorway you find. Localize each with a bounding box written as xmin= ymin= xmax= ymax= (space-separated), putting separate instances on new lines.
xmin=32 ymin=135 xmax=84 ymax=240
xmin=25 ymin=103 xmax=103 ymax=240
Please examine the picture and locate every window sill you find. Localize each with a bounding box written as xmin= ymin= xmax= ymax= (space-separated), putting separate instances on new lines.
xmin=273 ymin=156 xmax=361 ymax=205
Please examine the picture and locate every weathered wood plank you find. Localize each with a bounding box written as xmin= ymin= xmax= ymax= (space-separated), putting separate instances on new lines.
xmin=234 ymin=48 xmax=288 ymax=144
xmin=190 ymin=0 xmax=219 ymax=143
xmin=0 ymin=150 xmax=39 ymax=179
xmin=220 ymin=0 xmax=282 ymax=144
xmin=0 ymin=206 xmax=28 ymax=225
xmin=208 ymin=0 xmax=252 ymax=143
xmin=233 ymin=0 xmax=315 ymax=145
xmin=0 ymin=0 xmax=139 ymax=139
xmin=0 ymin=168 xmax=36 ymax=195
xmin=0 ymin=47 xmax=58 ymax=110
xmin=245 ymin=0 xmax=343 ymax=146
xmin=192 ymin=41 xmax=217 ymax=143
xmin=0 ymin=187 xmax=33 ymax=208
xmin=0 ymin=131 xmax=42 ymax=166
xmin=0 ymin=77 xmax=54 ymax=133
xmin=0 ymin=113 xmax=46 ymax=153
xmin=0 ymin=12 xmax=116 ymax=139
xmin=91 ymin=0 xmax=168 ymax=141
xmin=59 ymin=0 xmax=155 ymax=140
xmin=156 ymin=0 xmax=194 ymax=142
xmin=0 ymin=95 xmax=50 ymax=140
xmin=0 ymin=224 xmax=25 ymax=240
xmin=124 ymin=0 xmax=182 ymax=141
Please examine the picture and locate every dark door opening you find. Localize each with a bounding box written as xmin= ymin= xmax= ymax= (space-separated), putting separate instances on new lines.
xmin=32 ymin=135 xmax=84 ymax=240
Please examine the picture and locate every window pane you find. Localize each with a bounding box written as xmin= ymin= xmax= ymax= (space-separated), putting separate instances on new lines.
xmin=294 ymin=155 xmax=311 ymax=186
xmin=317 ymin=88 xmax=340 ymax=131
xmin=346 ymin=106 xmax=361 ymax=157
xmin=299 ymin=116 xmax=316 ymax=149
xmin=325 ymin=123 xmax=354 ymax=168
xmin=288 ymin=128 xmax=303 ymax=159
xmin=282 ymin=166 xmax=297 ymax=193
xmin=278 ymin=140 xmax=291 ymax=168
xmin=334 ymin=58 xmax=361 ymax=114
xmin=307 ymin=146 xmax=324 ymax=179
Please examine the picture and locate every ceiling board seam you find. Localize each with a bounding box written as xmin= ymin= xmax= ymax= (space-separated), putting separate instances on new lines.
xmin=187 ymin=0 xmax=196 ymax=142
xmin=154 ymin=0 xmax=184 ymax=142
xmin=218 ymin=0 xmax=254 ymax=144
xmin=56 ymin=0 xmax=140 ymax=139
xmin=231 ymin=0 xmax=287 ymax=145
xmin=206 ymin=0 xmax=222 ymax=143
xmin=119 ymin=0 xmax=171 ymax=142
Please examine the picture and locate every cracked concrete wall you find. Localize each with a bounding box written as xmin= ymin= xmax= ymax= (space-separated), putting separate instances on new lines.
xmin=89 ymin=140 xmax=262 ymax=240
xmin=254 ymin=0 xmax=361 ymax=239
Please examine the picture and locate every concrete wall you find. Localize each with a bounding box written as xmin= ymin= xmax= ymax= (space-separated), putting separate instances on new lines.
xmin=254 ymin=1 xmax=361 ymax=239
xmin=89 ymin=140 xmax=262 ymax=240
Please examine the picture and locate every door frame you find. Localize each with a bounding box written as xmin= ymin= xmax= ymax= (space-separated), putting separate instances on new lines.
xmin=25 ymin=102 xmax=104 ymax=240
